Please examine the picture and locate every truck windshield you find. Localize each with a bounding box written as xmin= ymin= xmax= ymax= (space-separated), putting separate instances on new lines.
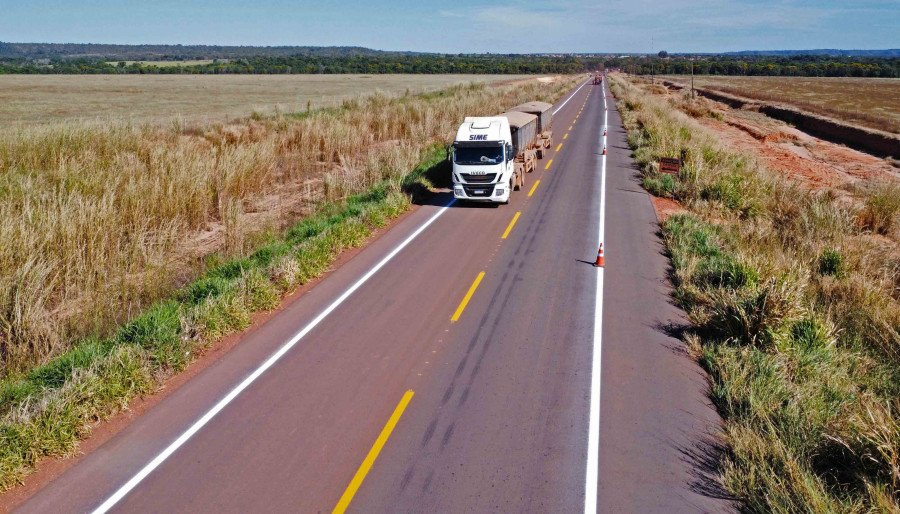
xmin=454 ymin=146 xmax=504 ymax=165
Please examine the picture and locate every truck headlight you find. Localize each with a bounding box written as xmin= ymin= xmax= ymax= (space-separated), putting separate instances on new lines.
xmin=454 ymin=187 xmax=464 ymax=196
xmin=495 ymin=188 xmax=505 ymax=196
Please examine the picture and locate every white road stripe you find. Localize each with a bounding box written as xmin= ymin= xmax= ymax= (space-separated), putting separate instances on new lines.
xmin=554 ymin=78 xmax=591 ymax=114
xmin=91 ymin=199 xmax=457 ymax=514
xmin=585 ymin=81 xmax=608 ymax=514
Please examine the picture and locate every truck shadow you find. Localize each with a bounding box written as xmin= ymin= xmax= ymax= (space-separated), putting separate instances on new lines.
xmin=405 ymin=158 xmax=500 ymax=208
xmin=405 ymin=157 xmax=453 ymax=207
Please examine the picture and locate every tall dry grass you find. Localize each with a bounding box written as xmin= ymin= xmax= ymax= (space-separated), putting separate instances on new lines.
xmin=610 ymin=73 xmax=900 ymax=511
xmin=0 ymin=76 xmax=581 ymax=377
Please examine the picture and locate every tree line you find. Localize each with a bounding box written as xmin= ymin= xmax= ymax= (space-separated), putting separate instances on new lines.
xmin=0 ymin=54 xmax=896 ymax=78
xmin=605 ymin=55 xmax=898 ymax=78
xmin=0 ymin=55 xmax=600 ymax=75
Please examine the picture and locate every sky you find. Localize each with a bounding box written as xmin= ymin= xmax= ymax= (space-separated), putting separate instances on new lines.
xmin=1 ymin=0 xmax=897 ymax=53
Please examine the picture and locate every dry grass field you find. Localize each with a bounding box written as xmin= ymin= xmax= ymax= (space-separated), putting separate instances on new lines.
xmin=0 ymin=74 xmax=530 ymax=126
xmin=0 ymin=75 xmax=574 ymax=376
xmin=662 ymin=75 xmax=900 ymax=133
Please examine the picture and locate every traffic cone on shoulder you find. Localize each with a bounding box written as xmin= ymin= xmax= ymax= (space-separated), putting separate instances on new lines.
xmin=594 ymin=243 xmax=605 ymax=267
xmin=601 ymin=144 xmax=607 ymax=155
xmin=603 ymin=128 xmax=607 ymax=136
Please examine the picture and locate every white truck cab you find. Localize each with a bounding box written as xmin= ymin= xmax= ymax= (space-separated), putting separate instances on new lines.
xmin=450 ymin=116 xmax=517 ymax=203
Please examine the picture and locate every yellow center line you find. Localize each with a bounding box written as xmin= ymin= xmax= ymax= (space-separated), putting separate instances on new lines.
xmin=528 ymin=179 xmax=541 ymax=197
xmin=544 ymin=158 xmax=553 ymax=170
xmin=563 ymin=133 xmax=569 ymax=140
xmin=333 ymin=390 xmax=415 ymax=514
xmin=451 ymin=272 xmax=485 ymax=322
xmin=555 ymin=143 xmax=563 ymax=152
xmin=501 ymin=211 xmax=521 ymax=239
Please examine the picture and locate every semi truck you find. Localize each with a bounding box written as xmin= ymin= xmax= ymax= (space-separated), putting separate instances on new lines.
xmin=450 ymin=101 xmax=553 ymax=204
xmin=511 ymin=101 xmax=553 ymax=158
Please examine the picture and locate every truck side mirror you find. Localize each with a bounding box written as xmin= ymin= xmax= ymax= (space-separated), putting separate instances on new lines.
xmin=447 ymin=146 xmax=452 ymax=162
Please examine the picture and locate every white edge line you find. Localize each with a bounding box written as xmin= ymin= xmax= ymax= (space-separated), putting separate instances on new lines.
xmin=554 ymin=78 xmax=591 ymax=114
xmin=91 ymin=198 xmax=457 ymax=514
xmin=585 ymin=82 xmax=607 ymax=514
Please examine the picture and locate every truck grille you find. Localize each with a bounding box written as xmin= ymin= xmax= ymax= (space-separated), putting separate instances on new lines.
xmin=462 ymin=185 xmax=494 ymax=197
xmin=460 ymin=173 xmax=497 ymax=184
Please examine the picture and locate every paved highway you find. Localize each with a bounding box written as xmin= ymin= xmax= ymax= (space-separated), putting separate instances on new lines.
xmin=19 ymin=79 xmax=730 ymax=513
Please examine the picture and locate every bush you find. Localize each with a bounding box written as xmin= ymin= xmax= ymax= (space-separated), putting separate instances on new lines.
xmin=705 ymin=277 xmax=803 ymax=347
xmin=818 ymin=249 xmax=844 ymax=277
xmin=698 ymin=254 xmax=759 ymax=290
xmin=642 ymin=172 xmax=677 ymax=197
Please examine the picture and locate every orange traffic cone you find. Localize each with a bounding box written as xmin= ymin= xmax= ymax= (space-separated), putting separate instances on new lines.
xmin=602 ymin=145 xmax=607 ymax=155
xmin=594 ymin=243 xmax=605 ymax=267
xmin=603 ymin=128 xmax=607 ymax=136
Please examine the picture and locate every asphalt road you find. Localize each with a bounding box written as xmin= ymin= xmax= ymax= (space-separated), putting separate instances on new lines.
xmin=18 ymin=78 xmax=730 ymax=513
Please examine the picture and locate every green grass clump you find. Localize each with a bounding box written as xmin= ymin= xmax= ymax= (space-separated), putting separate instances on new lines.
xmin=818 ymin=249 xmax=844 ymax=277
xmin=611 ymin=73 xmax=900 ymax=511
xmin=642 ymin=172 xmax=678 ymax=198
xmin=0 ymin=344 xmax=154 ymax=488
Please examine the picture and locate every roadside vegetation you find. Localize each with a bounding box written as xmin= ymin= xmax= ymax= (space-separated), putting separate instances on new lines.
xmin=0 ymin=75 xmax=580 ymax=489
xmin=609 ymin=74 xmax=900 ymax=511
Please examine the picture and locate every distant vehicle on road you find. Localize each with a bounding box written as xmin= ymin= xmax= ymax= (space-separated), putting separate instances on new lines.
xmin=593 ymin=74 xmax=603 ymax=85
xmin=450 ymin=101 xmax=553 ymax=204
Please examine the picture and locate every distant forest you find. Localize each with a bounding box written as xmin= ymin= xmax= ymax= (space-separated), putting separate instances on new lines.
xmin=0 ymin=42 xmax=400 ymax=59
xmin=605 ymin=55 xmax=899 ymax=78
xmin=0 ymin=42 xmax=897 ymax=77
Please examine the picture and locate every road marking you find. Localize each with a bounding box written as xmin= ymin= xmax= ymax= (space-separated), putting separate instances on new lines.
xmin=544 ymin=159 xmax=553 ymax=170
xmin=563 ymin=133 xmax=569 ymax=140
xmin=553 ymin=79 xmax=590 ymax=114
xmin=585 ymin=81 xmax=607 ymax=514
xmin=333 ymin=390 xmax=414 ymax=514
xmin=89 ymin=199 xmax=456 ymax=514
xmin=555 ymin=143 xmax=563 ymax=152
xmin=451 ymin=271 xmax=485 ymax=322
xmin=528 ymin=179 xmax=541 ymax=197
xmin=569 ymin=125 xmax=573 ymax=130
xmin=501 ymin=211 xmax=521 ymax=239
